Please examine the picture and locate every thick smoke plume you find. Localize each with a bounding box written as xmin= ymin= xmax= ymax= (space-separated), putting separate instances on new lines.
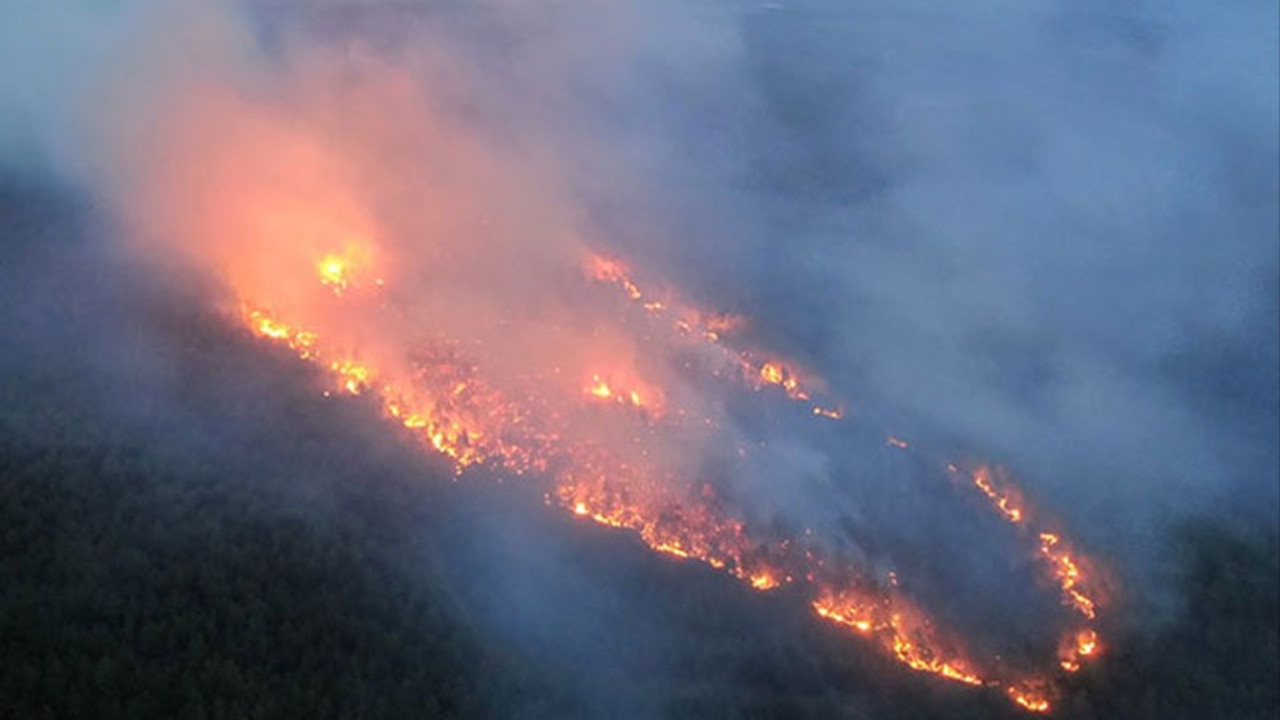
xmin=2 ymin=0 xmax=1276 ymax=715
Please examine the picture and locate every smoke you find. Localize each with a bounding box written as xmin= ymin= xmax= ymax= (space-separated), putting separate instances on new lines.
xmin=2 ymin=0 xmax=1277 ymax=714
xmin=528 ymin=0 xmax=1278 ymax=561
xmin=619 ymin=0 xmax=1280 ymax=550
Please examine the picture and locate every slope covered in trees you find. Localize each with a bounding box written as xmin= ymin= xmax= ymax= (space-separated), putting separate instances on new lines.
xmin=1 ymin=185 xmax=1275 ymax=719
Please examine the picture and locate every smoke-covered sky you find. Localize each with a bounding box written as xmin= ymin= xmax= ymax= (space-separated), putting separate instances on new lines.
xmin=2 ymin=0 xmax=1277 ymax=708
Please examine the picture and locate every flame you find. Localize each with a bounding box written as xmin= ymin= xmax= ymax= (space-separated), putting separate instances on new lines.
xmin=887 ymin=436 xmax=909 ymax=449
xmin=952 ymin=463 xmax=1105 ymax=679
xmin=1007 ymin=684 xmax=1052 ymax=713
xmin=1039 ymin=533 xmax=1099 ymax=620
xmin=951 ymin=466 xmax=1102 ymax=623
xmin=581 ymin=254 xmax=835 ymax=410
xmin=317 ymin=254 xmax=349 ymax=291
xmin=585 ymin=373 xmax=662 ymax=415
xmin=812 ymin=589 xmax=984 ymax=686
xmin=755 ymin=361 xmax=811 ymax=401
xmin=229 ymin=243 xmax=1122 ymax=716
xmin=97 ymin=67 xmax=1116 ymax=714
xmin=969 ymin=466 xmax=1025 ymax=524
xmin=314 ymin=242 xmax=379 ymax=296
xmin=750 ymin=571 xmax=779 ymax=590
xmin=135 ymin=99 xmax=1114 ymax=712
xmin=588 ymin=375 xmax=613 ymax=399
xmin=1058 ymin=629 xmax=1100 ymax=673
xmin=234 ymin=252 xmax=1117 ymax=716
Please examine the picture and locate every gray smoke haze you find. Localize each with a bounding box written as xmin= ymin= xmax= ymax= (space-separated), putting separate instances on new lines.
xmin=521 ymin=0 xmax=1280 ymax=564
xmin=1 ymin=0 xmax=1277 ymax=714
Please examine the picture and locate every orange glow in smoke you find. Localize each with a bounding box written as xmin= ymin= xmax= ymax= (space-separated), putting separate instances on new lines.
xmin=232 ymin=249 xmax=1114 ymax=714
xmin=126 ymin=76 xmax=1113 ymax=715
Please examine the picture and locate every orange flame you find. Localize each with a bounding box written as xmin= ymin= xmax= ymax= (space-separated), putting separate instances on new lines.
xmin=225 ymin=246 xmax=1114 ymax=717
xmin=970 ymin=466 xmax=1025 ymax=524
xmin=1058 ymin=628 xmax=1100 ymax=673
xmin=1007 ymin=684 xmax=1052 ymax=713
xmin=1039 ymin=533 xmax=1099 ymax=620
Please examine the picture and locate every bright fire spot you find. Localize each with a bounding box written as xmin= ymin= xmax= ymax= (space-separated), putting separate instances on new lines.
xmin=813 ymin=406 xmax=843 ymax=420
xmin=1059 ymin=628 xmax=1100 ymax=673
xmin=317 ymin=254 xmax=349 ymax=291
xmin=585 ymin=374 xmax=658 ymax=413
xmin=315 ymin=243 xmax=378 ymax=295
xmin=588 ymin=375 xmax=613 ymax=399
xmin=750 ymin=572 xmax=778 ymax=590
xmin=1077 ymin=629 xmax=1098 ymax=656
xmin=330 ymin=359 xmax=371 ymax=395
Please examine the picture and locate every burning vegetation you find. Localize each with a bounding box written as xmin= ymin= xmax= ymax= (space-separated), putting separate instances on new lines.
xmin=87 ymin=44 xmax=1114 ymax=712
xmin=231 ymin=242 xmax=1109 ymax=713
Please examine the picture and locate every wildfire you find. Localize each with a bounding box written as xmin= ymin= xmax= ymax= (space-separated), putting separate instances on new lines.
xmin=585 ymin=373 xmax=656 ymax=412
xmin=750 ymin=571 xmax=779 ymax=590
xmin=86 ymin=42 xmax=1117 ymax=713
xmin=1007 ymin=684 xmax=1052 ymax=713
xmin=813 ymin=406 xmax=844 ymax=420
xmin=317 ymin=254 xmax=349 ymax=291
xmin=949 ymin=463 xmax=1105 ymax=681
xmin=581 ymin=254 xmax=839 ymax=413
xmin=226 ymin=245 xmax=1114 ymax=716
xmin=969 ymin=466 xmax=1025 ymax=524
xmin=314 ymin=245 xmax=378 ymax=295
xmin=755 ymin=361 xmax=811 ymax=401
xmin=1059 ymin=629 xmax=1100 ymax=673
xmin=1039 ymin=533 xmax=1099 ymax=620
xmin=588 ymin=376 xmax=613 ymax=399
xmin=812 ymin=589 xmax=984 ymax=686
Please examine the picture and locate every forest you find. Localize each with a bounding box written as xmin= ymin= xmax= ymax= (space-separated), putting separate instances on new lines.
xmin=1 ymin=184 xmax=1276 ymax=720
